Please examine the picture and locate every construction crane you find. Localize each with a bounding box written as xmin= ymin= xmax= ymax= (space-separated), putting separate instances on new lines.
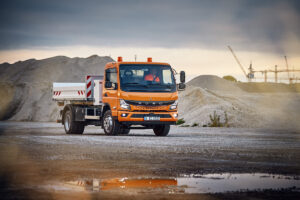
xmin=227 ymin=46 xmax=250 ymax=82
xmin=227 ymin=46 xmax=299 ymax=83
xmin=251 ymin=66 xmax=300 ymax=83
xmin=284 ymin=56 xmax=291 ymax=83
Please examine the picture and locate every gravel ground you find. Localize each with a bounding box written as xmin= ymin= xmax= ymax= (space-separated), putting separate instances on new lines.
xmin=0 ymin=122 xmax=300 ymax=199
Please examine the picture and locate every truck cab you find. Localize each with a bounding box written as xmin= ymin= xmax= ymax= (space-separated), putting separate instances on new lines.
xmin=53 ymin=57 xmax=185 ymax=136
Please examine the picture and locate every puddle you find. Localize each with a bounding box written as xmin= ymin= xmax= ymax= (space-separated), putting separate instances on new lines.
xmin=47 ymin=178 xmax=178 ymax=192
xmin=46 ymin=173 xmax=300 ymax=194
xmin=178 ymin=173 xmax=300 ymax=193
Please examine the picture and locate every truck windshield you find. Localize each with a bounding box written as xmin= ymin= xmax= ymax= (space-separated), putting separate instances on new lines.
xmin=119 ymin=64 xmax=176 ymax=92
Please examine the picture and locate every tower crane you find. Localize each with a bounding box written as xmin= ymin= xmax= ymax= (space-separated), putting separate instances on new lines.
xmin=284 ymin=56 xmax=290 ymax=82
xmin=227 ymin=46 xmax=251 ymax=82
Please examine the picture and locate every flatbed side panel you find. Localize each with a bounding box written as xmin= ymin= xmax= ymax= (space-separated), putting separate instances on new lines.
xmin=93 ymin=80 xmax=103 ymax=105
xmin=86 ymin=75 xmax=104 ymax=101
xmin=52 ymin=82 xmax=87 ymax=101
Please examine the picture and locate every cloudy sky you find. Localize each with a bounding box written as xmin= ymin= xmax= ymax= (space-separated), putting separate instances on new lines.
xmin=0 ymin=0 xmax=299 ymax=81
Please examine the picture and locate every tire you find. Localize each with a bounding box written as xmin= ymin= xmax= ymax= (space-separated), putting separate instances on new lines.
xmin=153 ymin=125 xmax=170 ymax=136
xmin=120 ymin=128 xmax=130 ymax=135
xmin=102 ymin=110 xmax=121 ymax=135
xmin=63 ymin=110 xmax=85 ymax=134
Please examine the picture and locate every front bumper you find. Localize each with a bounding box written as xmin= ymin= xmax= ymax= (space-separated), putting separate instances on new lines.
xmin=117 ymin=110 xmax=178 ymax=123
xmin=120 ymin=121 xmax=176 ymax=126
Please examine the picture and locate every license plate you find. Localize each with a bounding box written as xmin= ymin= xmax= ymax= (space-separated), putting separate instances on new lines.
xmin=144 ymin=116 xmax=160 ymax=121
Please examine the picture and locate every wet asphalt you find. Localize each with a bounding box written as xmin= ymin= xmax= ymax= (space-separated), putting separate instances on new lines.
xmin=0 ymin=122 xmax=299 ymax=199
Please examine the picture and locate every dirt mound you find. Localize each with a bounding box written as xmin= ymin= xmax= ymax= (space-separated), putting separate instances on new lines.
xmin=0 ymin=55 xmax=114 ymax=121
xmin=237 ymin=82 xmax=300 ymax=93
xmin=178 ymin=85 xmax=300 ymax=129
xmin=0 ymin=83 xmax=24 ymax=120
xmin=187 ymin=75 xmax=244 ymax=93
xmin=178 ymin=86 xmax=262 ymax=128
xmin=179 ymin=72 xmax=300 ymax=129
xmin=188 ymin=74 xmax=300 ymax=93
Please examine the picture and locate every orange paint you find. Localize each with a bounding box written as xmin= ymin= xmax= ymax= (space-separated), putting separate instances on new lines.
xmin=100 ymin=178 xmax=177 ymax=190
xmin=102 ymin=59 xmax=178 ymax=123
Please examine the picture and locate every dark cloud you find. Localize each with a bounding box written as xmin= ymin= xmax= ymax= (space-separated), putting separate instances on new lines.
xmin=0 ymin=0 xmax=299 ymax=54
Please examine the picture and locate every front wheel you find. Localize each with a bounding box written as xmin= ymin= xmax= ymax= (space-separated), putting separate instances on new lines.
xmin=102 ymin=110 xmax=121 ymax=135
xmin=153 ymin=125 xmax=170 ymax=136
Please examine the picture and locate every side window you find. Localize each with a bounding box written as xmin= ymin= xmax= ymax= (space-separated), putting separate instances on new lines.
xmin=162 ymin=69 xmax=172 ymax=84
xmin=105 ymin=68 xmax=117 ymax=88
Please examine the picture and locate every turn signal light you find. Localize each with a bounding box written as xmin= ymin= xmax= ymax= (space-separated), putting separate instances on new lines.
xmin=147 ymin=57 xmax=152 ymax=62
xmin=118 ymin=57 xmax=123 ymax=62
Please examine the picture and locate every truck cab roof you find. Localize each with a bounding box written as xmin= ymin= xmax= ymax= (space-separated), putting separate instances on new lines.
xmin=107 ymin=61 xmax=170 ymax=66
xmin=105 ymin=57 xmax=170 ymax=69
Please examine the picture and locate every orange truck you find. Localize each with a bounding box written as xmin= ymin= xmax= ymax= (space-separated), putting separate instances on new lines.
xmin=52 ymin=57 xmax=185 ymax=136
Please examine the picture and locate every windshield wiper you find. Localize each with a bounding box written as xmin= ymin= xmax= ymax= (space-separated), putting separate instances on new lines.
xmin=123 ymin=82 xmax=140 ymax=85
xmin=147 ymin=83 xmax=173 ymax=88
xmin=123 ymin=82 xmax=148 ymax=87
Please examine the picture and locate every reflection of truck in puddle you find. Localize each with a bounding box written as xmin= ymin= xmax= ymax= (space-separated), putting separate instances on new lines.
xmin=52 ymin=174 xmax=300 ymax=193
xmin=64 ymin=178 xmax=178 ymax=191
xmin=53 ymin=57 xmax=185 ymax=136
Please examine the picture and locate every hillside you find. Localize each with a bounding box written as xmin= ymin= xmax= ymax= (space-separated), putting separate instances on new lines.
xmin=0 ymin=55 xmax=114 ymax=121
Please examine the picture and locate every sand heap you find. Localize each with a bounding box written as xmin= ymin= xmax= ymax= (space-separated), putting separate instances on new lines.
xmin=179 ymin=75 xmax=300 ymax=129
xmin=0 ymin=55 xmax=113 ymax=121
xmin=187 ymin=75 xmax=244 ymax=93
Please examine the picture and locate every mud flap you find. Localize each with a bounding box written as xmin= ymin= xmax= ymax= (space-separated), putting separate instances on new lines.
xmin=74 ymin=107 xmax=85 ymax=121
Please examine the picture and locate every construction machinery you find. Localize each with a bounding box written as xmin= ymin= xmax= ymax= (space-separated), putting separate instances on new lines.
xmin=52 ymin=57 xmax=186 ymax=136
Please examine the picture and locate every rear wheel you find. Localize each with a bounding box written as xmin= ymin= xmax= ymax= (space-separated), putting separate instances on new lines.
xmin=64 ymin=110 xmax=85 ymax=134
xmin=103 ymin=110 xmax=121 ymax=135
xmin=153 ymin=125 xmax=170 ymax=136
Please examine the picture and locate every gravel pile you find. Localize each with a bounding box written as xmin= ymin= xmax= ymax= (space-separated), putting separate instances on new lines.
xmin=179 ymin=75 xmax=300 ymax=129
xmin=0 ymin=55 xmax=113 ymax=121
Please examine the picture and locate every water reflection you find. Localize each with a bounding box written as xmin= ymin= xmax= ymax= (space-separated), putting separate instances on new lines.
xmin=54 ymin=173 xmax=300 ymax=194
xmin=178 ymin=173 xmax=300 ymax=193
xmin=62 ymin=178 xmax=177 ymax=192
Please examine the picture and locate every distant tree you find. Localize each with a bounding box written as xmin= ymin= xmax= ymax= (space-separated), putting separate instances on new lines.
xmin=223 ymin=75 xmax=237 ymax=82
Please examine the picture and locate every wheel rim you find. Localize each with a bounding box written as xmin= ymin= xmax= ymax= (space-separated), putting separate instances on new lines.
xmin=65 ymin=114 xmax=70 ymax=131
xmin=104 ymin=115 xmax=113 ymax=132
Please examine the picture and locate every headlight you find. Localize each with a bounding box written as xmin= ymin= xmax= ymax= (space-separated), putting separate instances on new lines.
xmin=170 ymin=100 xmax=178 ymax=110
xmin=120 ymin=99 xmax=131 ymax=110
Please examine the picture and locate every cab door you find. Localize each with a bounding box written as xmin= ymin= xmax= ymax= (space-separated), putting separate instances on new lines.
xmin=103 ymin=67 xmax=118 ymax=117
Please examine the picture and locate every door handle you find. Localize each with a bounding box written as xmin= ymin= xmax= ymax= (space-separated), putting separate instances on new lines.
xmin=104 ymin=93 xmax=108 ymax=97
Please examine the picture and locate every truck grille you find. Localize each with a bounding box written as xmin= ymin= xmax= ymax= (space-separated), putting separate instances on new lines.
xmin=125 ymin=100 xmax=175 ymax=106
xmin=133 ymin=105 xmax=168 ymax=111
xmin=131 ymin=114 xmax=172 ymax=118
xmin=133 ymin=110 xmax=168 ymax=112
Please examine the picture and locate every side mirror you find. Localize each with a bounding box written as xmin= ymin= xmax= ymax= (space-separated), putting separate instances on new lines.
xmin=178 ymin=83 xmax=186 ymax=90
xmin=180 ymin=71 xmax=185 ymax=83
xmin=113 ymin=83 xmax=118 ymax=90
xmin=105 ymin=82 xmax=113 ymax=88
